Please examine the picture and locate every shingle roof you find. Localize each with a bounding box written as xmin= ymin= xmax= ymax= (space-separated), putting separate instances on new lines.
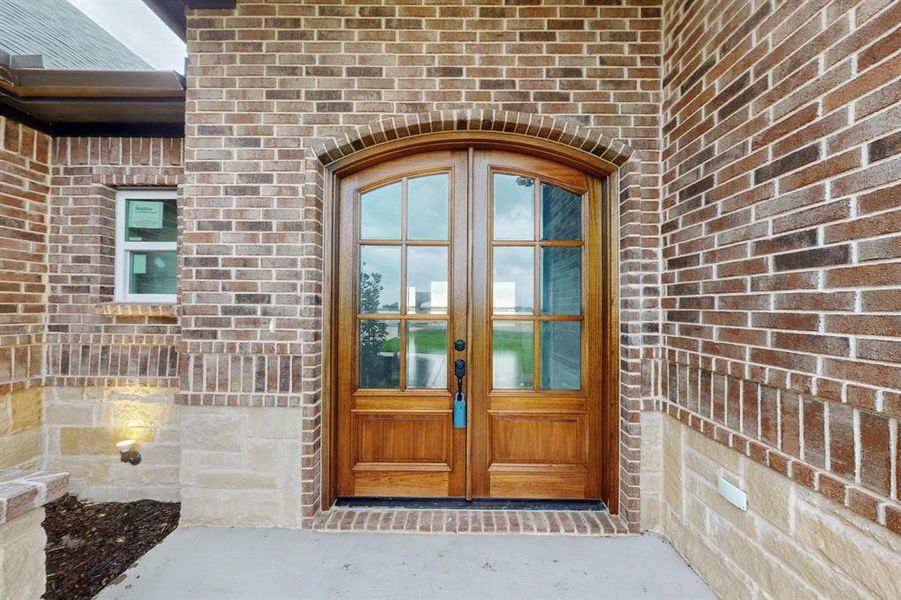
xmin=0 ymin=0 xmax=150 ymax=70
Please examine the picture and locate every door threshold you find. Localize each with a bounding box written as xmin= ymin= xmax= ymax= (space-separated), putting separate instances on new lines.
xmin=334 ymin=497 xmax=606 ymax=511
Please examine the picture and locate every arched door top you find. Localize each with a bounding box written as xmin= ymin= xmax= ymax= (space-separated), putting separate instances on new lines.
xmin=314 ymin=110 xmax=635 ymax=177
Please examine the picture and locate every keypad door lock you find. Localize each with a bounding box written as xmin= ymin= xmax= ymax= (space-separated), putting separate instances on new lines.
xmin=453 ymin=359 xmax=466 ymax=429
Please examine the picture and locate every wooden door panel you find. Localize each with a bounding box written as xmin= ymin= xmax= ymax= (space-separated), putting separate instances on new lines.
xmin=354 ymin=412 xmax=450 ymax=464
xmin=488 ymin=413 xmax=585 ymax=465
xmin=471 ymin=149 xmax=603 ymax=500
xmin=337 ymin=150 xmax=468 ymax=498
xmin=353 ymin=471 xmax=452 ymax=497
xmin=488 ymin=467 xmax=587 ymax=499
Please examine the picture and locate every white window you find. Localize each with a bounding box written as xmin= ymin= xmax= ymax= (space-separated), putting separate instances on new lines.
xmin=115 ymin=190 xmax=177 ymax=303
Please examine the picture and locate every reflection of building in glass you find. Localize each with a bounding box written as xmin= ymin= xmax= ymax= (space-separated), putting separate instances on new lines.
xmin=407 ymin=281 xmax=448 ymax=313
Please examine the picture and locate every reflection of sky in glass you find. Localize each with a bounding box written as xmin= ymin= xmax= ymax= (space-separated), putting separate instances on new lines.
xmin=408 ymin=174 xmax=448 ymax=240
xmin=360 ymin=246 xmax=401 ymax=312
xmin=493 ymin=174 xmax=534 ymax=240
xmin=407 ymin=246 xmax=448 ymax=313
xmin=361 ymin=182 xmax=401 ymax=239
xmin=493 ymin=247 xmax=533 ymax=313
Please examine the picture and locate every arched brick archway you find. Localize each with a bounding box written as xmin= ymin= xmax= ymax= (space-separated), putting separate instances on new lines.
xmin=308 ymin=110 xmax=652 ymax=532
xmin=313 ymin=110 xmax=635 ymax=169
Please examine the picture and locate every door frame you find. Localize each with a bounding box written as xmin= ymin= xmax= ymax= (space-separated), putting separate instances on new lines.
xmin=321 ymin=132 xmax=621 ymax=512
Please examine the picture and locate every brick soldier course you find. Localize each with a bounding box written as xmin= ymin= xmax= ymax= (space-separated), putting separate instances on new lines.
xmin=0 ymin=0 xmax=899 ymax=597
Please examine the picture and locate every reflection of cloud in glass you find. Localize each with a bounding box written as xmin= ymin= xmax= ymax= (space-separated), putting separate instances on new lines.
xmin=493 ymin=247 xmax=533 ymax=313
xmin=494 ymin=174 xmax=534 ymax=240
xmin=408 ymin=174 xmax=448 ymax=240
xmin=361 ymin=182 xmax=401 ymax=239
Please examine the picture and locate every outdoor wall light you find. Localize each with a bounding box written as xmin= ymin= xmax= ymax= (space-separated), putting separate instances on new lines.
xmin=117 ymin=439 xmax=142 ymax=465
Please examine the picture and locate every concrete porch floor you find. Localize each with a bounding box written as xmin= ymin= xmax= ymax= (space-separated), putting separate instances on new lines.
xmin=96 ymin=527 xmax=714 ymax=599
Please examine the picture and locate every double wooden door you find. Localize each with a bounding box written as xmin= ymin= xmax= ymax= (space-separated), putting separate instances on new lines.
xmin=336 ymin=149 xmax=604 ymax=500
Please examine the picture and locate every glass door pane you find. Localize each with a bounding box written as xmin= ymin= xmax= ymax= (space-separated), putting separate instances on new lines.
xmin=357 ymin=172 xmax=452 ymax=391
xmin=492 ymin=321 xmax=534 ymax=389
xmin=493 ymin=247 xmax=534 ymax=314
xmin=407 ymin=246 xmax=448 ymax=314
xmin=359 ymin=320 xmax=400 ymax=388
xmin=540 ymin=247 xmax=580 ymax=315
xmin=359 ymin=246 xmax=401 ymax=313
xmin=406 ymin=321 xmax=448 ymax=388
xmin=540 ymin=321 xmax=580 ymax=390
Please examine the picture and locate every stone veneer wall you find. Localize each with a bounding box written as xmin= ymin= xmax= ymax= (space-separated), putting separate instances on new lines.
xmin=42 ymin=386 xmax=180 ymax=501
xmin=652 ymin=0 xmax=901 ymax=549
xmin=641 ymin=411 xmax=901 ymax=599
xmin=183 ymin=0 xmax=664 ymax=528
xmin=0 ymin=470 xmax=68 ymax=600
xmin=0 ymin=116 xmax=50 ymax=469
xmin=0 ymin=509 xmax=46 ymax=600
xmin=179 ymin=406 xmax=303 ymax=527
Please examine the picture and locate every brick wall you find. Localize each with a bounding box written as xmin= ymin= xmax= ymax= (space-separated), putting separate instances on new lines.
xmin=0 ymin=116 xmax=50 ymax=468
xmin=184 ymin=0 xmax=664 ymax=525
xmin=47 ymin=136 xmax=183 ymax=387
xmin=0 ymin=116 xmax=49 ymax=391
xmin=657 ymin=0 xmax=900 ymax=533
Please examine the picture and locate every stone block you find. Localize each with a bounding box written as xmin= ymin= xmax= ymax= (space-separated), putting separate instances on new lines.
xmin=180 ymin=410 xmax=243 ymax=452
xmin=195 ymin=470 xmax=278 ymax=489
xmin=706 ymin=511 xmax=819 ymax=600
xmin=795 ymin=501 xmax=901 ymax=599
xmin=59 ymin=427 xmax=121 ymax=455
xmin=10 ymin=388 xmax=41 ymax=433
xmin=685 ymin=424 xmax=742 ymax=476
xmin=248 ymin=407 xmax=303 ymax=439
xmin=0 ymin=509 xmax=46 ymax=600
xmin=759 ymin=523 xmax=874 ymax=599
xmin=43 ymin=404 xmax=94 ymax=425
xmin=179 ymin=488 xmax=286 ymax=527
xmin=0 ymin=429 xmax=40 ymax=469
xmin=745 ymin=458 xmax=794 ymax=534
xmin=0 ymin=397 xmax=10 ymax=435
xmin=662 ymin=415 xmax=684 ymax=515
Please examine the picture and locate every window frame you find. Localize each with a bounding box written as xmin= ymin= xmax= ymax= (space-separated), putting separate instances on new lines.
xmin=115 ymin=189 xmax=178 ymax=304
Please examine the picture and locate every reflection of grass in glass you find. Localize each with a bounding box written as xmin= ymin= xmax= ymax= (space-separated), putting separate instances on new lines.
xmin=380 ymin=335 xmax=400 ymax=353
xmin=407 ymin=326 xmax=446 ymax=353
xmin=492 ymin=326 xmax=534 ymax=388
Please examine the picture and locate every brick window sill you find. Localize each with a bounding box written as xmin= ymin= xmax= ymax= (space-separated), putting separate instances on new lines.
xmin=94 ymin=303 xmax=179 ymax=318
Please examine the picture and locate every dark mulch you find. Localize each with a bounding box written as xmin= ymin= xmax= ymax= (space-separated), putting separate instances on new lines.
xmin=43 ymin=494 xmax=180 ymax=600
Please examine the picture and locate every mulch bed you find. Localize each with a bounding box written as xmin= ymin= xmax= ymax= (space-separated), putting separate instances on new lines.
xmin=43 ymin=494 xmax=180 ymax=600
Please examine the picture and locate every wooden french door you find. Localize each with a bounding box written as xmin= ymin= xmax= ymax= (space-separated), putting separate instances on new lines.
xmin=336 ymin=148 xmax=603 ymax=500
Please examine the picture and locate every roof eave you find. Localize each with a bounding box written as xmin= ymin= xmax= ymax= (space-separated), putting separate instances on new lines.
xmin=0 ymin=67 xmax=186 ymax=137
xmin=142 ymin=0 xmax=238 ymax=40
